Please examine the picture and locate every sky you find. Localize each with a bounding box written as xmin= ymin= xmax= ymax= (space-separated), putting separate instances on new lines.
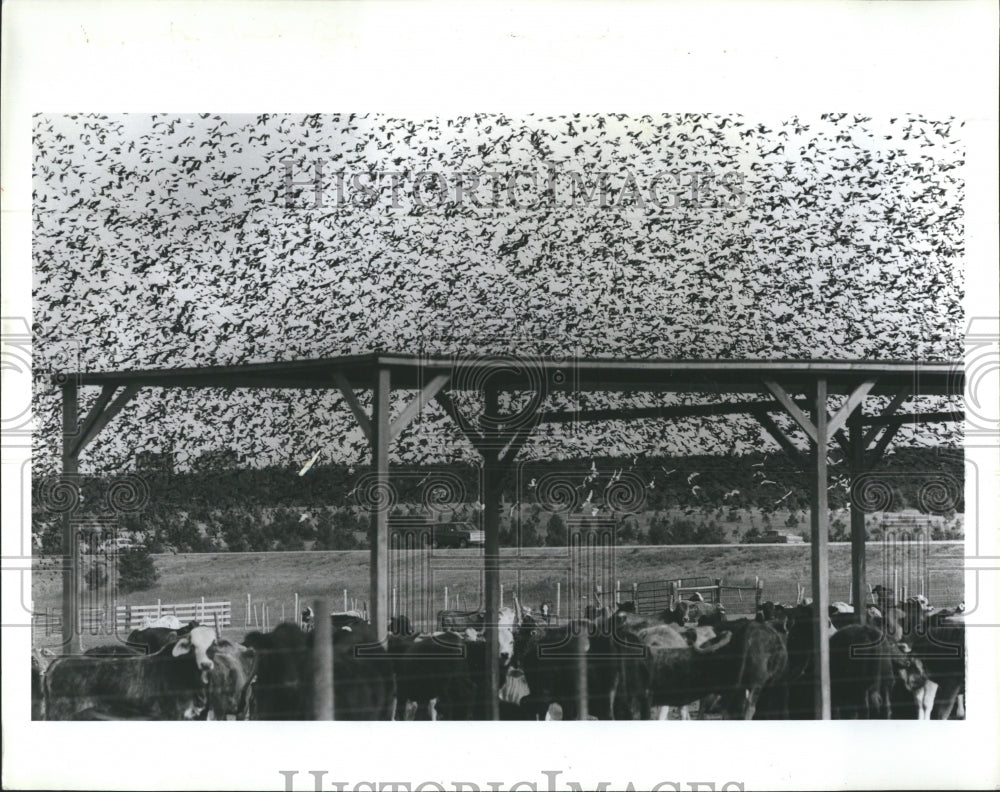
xmin=31 ymin=112 xmax=965 ymax=473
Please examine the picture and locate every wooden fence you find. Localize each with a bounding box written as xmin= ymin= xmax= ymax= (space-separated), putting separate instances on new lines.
xmin=117 ymin=599 xmax=232 ymax=630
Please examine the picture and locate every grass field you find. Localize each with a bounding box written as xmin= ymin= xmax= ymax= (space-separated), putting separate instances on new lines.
xmin=31 ymin=541 xmax=965 ymax=651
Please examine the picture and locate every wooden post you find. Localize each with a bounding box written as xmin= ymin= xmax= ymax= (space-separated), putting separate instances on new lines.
xmin=246 ymin=593 xmax=251 ymax=628
xmin=482 ymin=383 xmax=502 ymax=721
xmin=444 ymin=586 xmax=449 ymax=610
xmin=281 ymin=603 xmax=286 ymax=622
xmin=500 ymin=584 xmax=504 ymax=608
xmin=616 ymin=580 xmax=621 ymax=606
xmin=60 ymin=380 xmax=79 ymax=655
xmin=849 ymin=408 xmax=868 ymax=625
xmin=344 ymin=589 xmax=348 ymax=612
xmin=312 ymin=597 xmax=334 ymax=720
xmin=294 ymin=593 xmax=299 ymax=626
xmin=574 ymin=628 xmax=589 ymax=720
xmin=810 ymin=378 xmax=832 ymax=720
xmin=556 ymin=582 xmax=561 ymax=618
xmin=201 ymin=596 xmax=206 ymax=622
xmin=371 ymin=366 xmax=391 ymax=649
xmin=253 ymin=604 xmax=259 ymax=629
xmin=392 ymin=587 xmax=397 ymax=618
xmin=157 ymin=599 xmax=162 ymax=618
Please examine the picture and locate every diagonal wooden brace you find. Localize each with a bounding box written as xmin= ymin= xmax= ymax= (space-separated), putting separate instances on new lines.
xmin=826 ymin=379 xmax=878 ymax=437
xmin=752 ymin=409 xmax=808 ymax=468
xmin=390 ymin=374 xmax=450 ymax=441
xmin=862 ymin=386 xmax=910 ymax=447
xmin=333 ymin=371 xmax=373 ymax=444
xmin=69 ymin=384 xmax=141 ymax=458
xmin=763 ymin=379 xmax=818 ymax=443
xmin=434 ymin=391 xmax=489 ymax=456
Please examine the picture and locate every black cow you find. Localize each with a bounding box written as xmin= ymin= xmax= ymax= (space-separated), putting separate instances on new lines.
xmin=829 ymin=624 xmax=929 ymax=719
xmin=515 ymin=618 xmax=647 ymax=721
xmin=43 ymin=625 xmax=219 ymax=720
xmin=909 ymin=621 xmax=965 ymax=719
xmin=390 ymin=631 xmax=498 ymax=720
xmin=242 ymin=621 xmax=394 ymax=720
xmin=389 ymin=615 xmax=414 ymax=636
xmin=711 ymin=619 xmax=789 ymax=719
xmin=84 ymin=645 xmax=143 ymax=657
xmin=127 ymin=620 xmax=200 ymax=654
xmin=437 ymin=609 xmax=484 ymax=633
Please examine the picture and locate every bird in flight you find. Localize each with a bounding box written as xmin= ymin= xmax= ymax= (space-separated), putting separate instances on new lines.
xmin=299 ymin=451 xmax=320 ymax=476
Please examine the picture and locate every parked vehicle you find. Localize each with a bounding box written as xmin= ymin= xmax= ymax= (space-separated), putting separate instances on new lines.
xmin=432 ymin=522 xmax=485 ymax=549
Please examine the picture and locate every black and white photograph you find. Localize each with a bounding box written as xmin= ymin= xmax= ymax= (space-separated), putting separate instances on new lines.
xmin=2 ymin=2 xmax=998 ymax=791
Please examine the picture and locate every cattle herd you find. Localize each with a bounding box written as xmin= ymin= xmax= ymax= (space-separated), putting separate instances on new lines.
xmin=31 ymin=590 xmax=965 ymax=721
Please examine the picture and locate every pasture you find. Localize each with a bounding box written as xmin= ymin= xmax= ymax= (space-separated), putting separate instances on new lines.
xmin=31 ymin=541 xmax=965 ymax=651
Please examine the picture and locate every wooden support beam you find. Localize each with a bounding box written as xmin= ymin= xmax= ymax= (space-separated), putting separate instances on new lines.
xmin=390 ymin=374 xmax=450 ymax=441
xmin=832 ymin=429 xmax=852 ymax=458
xmin=69 ymin=385 xmax=116 ymax=455
xmin=370 ymin=367 xmax=391 ymax=650
xmin=499 ymin=423 xmax=536 ymax=467
xmin=312 ymin=597 xmax=334 ymax=720
xmin=862 ymin=387 xmax=910 ymax=447
xmin=826 ymin=379 xmax=878 ymax=437
xmin=333 ymin=371 xmax=372 ymax=444
xmin=433 ymin=391 xmax=489 ymax=456
xmin=482 ymin=384 xmax=502 ymax=722
xmin=810 ymin=378 xmax=832 ymax=720
xmin=866 ymin=419 xmax=905 ymax=469
xmin=69 ymin=385 xmax=141 ymax=458
xmin=863 ymin=410 xmax=963 ymax=427
xmin=61 ymin=381 xmax=79 ymax=654
xmin=539 ymin=398 xmax=812 ymax=426
xmin=751 ymin=410 xmax=807 ymax=468
xmin=848 ymin=410 xmax=868 ymax=627
xmin=763 ymin=379 xmax=818 ymax=443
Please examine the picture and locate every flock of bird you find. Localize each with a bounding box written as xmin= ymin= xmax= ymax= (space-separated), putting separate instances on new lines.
xmin=31 ymin=112 xmax=964 ymax=475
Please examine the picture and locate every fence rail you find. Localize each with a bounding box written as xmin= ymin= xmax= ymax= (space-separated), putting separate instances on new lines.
xmin=31 ymin=600 xmax=232 ymax=636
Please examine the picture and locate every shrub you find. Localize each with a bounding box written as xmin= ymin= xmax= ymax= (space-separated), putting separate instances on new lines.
xmin=117 ymin=545 xmax=158 ymax=593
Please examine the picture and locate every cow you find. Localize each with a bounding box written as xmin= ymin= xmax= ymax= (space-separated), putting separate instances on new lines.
xmin=909 ymin=621 xmax=965 ymax=719
xmin=635 ymin=623 xmax=733 ymax=720
xmin=437 ymin=609 xmax=485 ymax=633
xmin=126 ymin=620 xmax=200 ymax=654
xmin=515 ymin=617 xmax=649 ymax=721
xmin=204 ymin=639 xmax=258 ymax=720
xmin=389 ymin=614 xmax=413 ymax=636
xmin=828 ymin=624 xmax=930 ymax=719
xmin=242 ymin=622 xmax=310 ymax=720
xmin=84 ymin=645 xmax=143 ymax=657
xmin=710 ymin=618 xmax=790 ymax=719
xmin=43 ymin=625 xmax=219 ymax=720
xmin=242 ymin=621 xmax=394 ymax=720
xmin=390 ymin=631 xmax=494 ymax=720
xmin=392 ymin=607 xmax=517 ymax=720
